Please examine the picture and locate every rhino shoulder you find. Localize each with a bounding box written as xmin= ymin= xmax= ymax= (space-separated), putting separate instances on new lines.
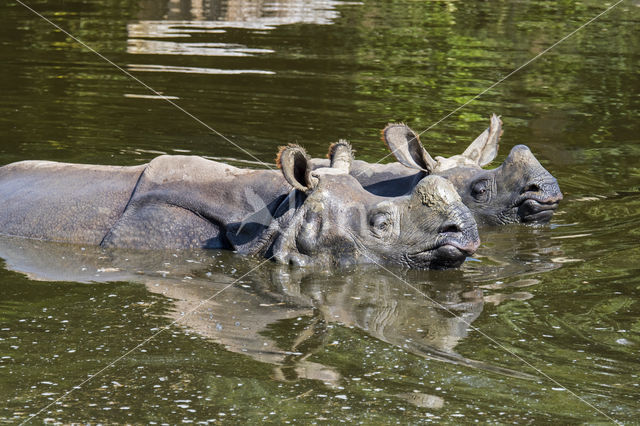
xmin=143 ymin=155 xmax=245 ymax=186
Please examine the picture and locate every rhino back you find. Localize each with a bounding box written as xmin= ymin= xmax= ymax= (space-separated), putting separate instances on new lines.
xmin=0 ymin=160 xmax=145 ymax=244
xmin=102 ymin=155 xmax=290 ymax=250
xmin=350 ymin=161 xmax=422 ymax=196
xmin=312 ymin=158 xmax=421 ymax=196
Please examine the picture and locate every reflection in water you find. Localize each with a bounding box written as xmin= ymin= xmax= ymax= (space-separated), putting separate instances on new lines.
xmin=0 ymin=235 xmax=540 ymax=385
xmin=127 ymin=63 xmax=275 ymax=75
xmin=396 ymin=392 xmax=445 ymax=409
xmin=127 ymin=40 xmax=274 ymax=57
xmin=135 ymin=0 xmax=344 ymax=25
xmin=128 ymin=0 xmax=347 ymax=61
xmin=464 ymin=224 xmax=564 ymax=282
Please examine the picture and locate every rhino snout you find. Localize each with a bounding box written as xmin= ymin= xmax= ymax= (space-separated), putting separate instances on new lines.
xmin=520 ymin=176 xmax=563 ymax=202
xmin=517 ymin=175 xmax=563 ymax=223
xmin=438 ymin=222 xmax=479 ymax=254
xmin=435 ymin=208 xmax=481 ymax=258
xmin=429 ymin=237 xmax=479 ymax=269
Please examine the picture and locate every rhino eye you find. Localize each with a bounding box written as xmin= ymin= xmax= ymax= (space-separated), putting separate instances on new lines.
xmin=471 ymin=179 xmax=491 ymax=202
xmin=371 ymin=214 xmax=389 ymax=229
xmin=369 ymin=212 xmax=392 ymax=236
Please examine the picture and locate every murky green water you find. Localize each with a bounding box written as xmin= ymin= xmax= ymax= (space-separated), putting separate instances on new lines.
xmin=1 ymin=0 xmax=639 ymax=423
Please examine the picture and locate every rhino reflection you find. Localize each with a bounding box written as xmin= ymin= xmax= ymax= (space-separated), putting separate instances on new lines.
xmin=254 ymin=267 xmax=534 ymax=378
xmin=258 ymin=267 xmax=483 ymax=354
xmin=0 ymin=236 xmax=536 ymax=384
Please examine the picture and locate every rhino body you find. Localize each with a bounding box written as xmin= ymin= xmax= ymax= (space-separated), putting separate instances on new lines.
xmin=0 ymin=143 xmax=480 ymax=269
xmin=0 ymin=157 xmax=289 ymax=249
xmin=313 ymin=115 xmax=563 ymax=225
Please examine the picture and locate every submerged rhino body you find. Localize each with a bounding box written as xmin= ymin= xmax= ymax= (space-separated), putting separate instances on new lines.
xmin=314 ymin=115 xmax=563 ymax=225
xmin=0 ymin=142 xmax=480 ymax=269
xmin=0 ymin=158 xmax=288 ymax=248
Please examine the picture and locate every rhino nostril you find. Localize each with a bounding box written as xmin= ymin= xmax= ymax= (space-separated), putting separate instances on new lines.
xmin=440 ymin=223 xmax=461 ymax=234
xmin=522 ymin=183 xmax=540 ymax=194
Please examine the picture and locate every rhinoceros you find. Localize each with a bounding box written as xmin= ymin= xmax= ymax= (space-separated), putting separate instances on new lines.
xmin=315 ymin=115 xmax=563 ymax=225
xmin=0 ymin=142 xmax=480 ymax=269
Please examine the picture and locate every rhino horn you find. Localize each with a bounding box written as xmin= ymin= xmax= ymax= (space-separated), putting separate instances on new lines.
xmin=461 ymin=114 xmax=502 ymax=167
xmin=382 ymin=123 xmax=437 ymax=173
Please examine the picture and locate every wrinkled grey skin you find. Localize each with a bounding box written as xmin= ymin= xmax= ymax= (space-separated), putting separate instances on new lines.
xmin=243 ymin=142 xmax=481 ymax=269
xmin=0 ymin=142 xmax=480 ymax=269
xmin=313 ymin=115 xmax=563 ymax=225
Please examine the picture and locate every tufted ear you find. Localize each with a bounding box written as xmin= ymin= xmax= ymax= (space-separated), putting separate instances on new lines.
xmin=276 ymin=144 xmax=317 ymax=192
xmin=382 ymin=123 xmax=437 ymax=173
xmin=461 ymin=114 xmax=502 ymax=167
xmin=327 ymin=139 xmax=353 ymax=173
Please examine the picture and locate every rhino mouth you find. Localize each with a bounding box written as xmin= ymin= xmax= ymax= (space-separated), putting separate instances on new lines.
xmin=408 ymin=240 xmax=477 ymax=270
xmin=517 ymin=198 xmax=559 ymax=223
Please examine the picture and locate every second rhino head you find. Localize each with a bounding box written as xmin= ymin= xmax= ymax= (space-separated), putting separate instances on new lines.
xmin=376 ymin=115 xmax=563 ymax=225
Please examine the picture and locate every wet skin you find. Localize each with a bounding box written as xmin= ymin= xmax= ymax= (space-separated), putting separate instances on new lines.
xmin=0 ymin=142 xmax=480 ymax=269
xmin=312 ymin=115 xmax=563 ymax=226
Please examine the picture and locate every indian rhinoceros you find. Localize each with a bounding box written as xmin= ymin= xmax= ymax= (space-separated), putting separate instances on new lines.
xmin=314 ymin=115 xmax=563 ymax=225
xmin=0 ymin=142 xmax=480 ymax=269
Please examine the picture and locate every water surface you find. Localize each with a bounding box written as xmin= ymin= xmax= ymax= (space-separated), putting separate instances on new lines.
xmin=1 ymin=0 xmax=639 ymax=423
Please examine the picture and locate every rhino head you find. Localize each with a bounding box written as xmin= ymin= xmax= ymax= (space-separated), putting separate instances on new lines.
xmin=264 ymin=141 xmax=480 ymax=269
xmin=383 ymin=115 xmax=563 ymax=225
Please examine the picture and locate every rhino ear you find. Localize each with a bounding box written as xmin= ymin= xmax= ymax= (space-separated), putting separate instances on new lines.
xmin=382 ymin=123 xmax=436 ymax=173
xmin=276 ymin=144 xmax=317 ymax=192
xmin=327 ymin=139 xmax=353 ymax=173
xmin=461 ymin=114 xmax=502 ymax=167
